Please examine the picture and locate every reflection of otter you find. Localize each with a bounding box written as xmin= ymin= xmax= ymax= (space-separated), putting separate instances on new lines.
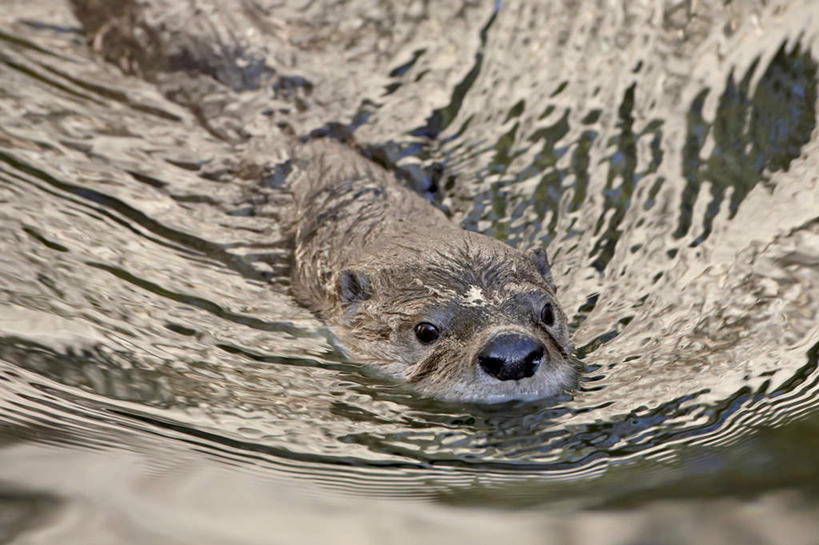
xmin=290 ymin=141 xmax=578 ymax=402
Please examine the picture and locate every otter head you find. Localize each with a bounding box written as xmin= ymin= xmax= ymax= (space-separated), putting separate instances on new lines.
xmin=334 ymin=239 xmax=578 ymax=403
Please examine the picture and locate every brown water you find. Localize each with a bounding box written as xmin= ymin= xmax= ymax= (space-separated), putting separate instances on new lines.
xmin=1 ymin=1 xmax=819 ymax=543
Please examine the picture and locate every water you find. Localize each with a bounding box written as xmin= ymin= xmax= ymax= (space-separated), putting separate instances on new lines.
xmin=1 ymin=1 xmax=819 ymax=543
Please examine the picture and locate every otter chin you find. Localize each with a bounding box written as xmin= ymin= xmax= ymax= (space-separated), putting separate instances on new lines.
xmin=288 ymin=140 xmax=579 ymax=403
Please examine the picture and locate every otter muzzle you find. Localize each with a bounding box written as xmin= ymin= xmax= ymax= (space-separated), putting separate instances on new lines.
xmin=477 ymin=333 xmax=545 ymax=381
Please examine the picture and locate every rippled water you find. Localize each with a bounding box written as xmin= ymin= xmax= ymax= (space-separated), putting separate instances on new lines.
xmin=2 ymin=1 xmax=819 ymax=543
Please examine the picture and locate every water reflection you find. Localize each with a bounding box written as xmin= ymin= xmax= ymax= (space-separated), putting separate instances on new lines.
xmin=678 ymin=41 xmax=817 ymax=245
xmin=0 ymin=0 xmax=818 ymax=521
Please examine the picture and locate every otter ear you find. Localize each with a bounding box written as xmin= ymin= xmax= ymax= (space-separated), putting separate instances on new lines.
xmin=338 ymin=270 xmax=372 ymax=308
xmin=528 ymin=247 xmax=555 ymax=290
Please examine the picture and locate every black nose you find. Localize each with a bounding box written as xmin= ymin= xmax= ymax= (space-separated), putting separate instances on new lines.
xmin=477 ymin=333 xmax=545 ymax=381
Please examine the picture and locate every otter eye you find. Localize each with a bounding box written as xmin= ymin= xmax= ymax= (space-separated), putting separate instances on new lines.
xmin=540 ymin=303 xmax=555 ymax=327
xmin=414 ymin=322 xmax=440 ymax=344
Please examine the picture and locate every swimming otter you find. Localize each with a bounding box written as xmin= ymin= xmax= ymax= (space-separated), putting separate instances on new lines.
xmin=289 ymin=140 xmax=577 ymax=402
xmin=63 ymin=0 xmax=577 ymax=403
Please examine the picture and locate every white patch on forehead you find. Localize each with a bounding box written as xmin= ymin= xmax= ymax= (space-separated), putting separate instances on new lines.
xmin=462 ymin=285 xmax=486 ymax=306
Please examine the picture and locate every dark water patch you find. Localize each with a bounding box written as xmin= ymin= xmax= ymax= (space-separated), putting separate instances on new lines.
xmin=0 ymin=53 xmax=105 ymax=106
xmin=676 ymin=40 xmax=817 ymax=245
xmin=85 ymin=262 xmax=304 ymax=337
xmin=0 ymin=28 xmax=67 ymax=58
xmin=0 ymin=486 xmax=62 ymax=542
xmin=22 ymin=226 xmax=70 ymax=253
xmin=411 ymin=5 xmax=499 ymax=141
xmin=33 ymin=58 xmax=183 ymax=121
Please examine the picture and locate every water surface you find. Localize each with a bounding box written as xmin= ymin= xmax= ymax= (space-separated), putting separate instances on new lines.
xmin=1 ymin=1 xmax=819 ymax=543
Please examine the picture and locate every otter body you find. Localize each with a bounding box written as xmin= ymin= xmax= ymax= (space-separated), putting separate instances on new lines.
xmin=290 ymin=141 xmax=577 ymax=402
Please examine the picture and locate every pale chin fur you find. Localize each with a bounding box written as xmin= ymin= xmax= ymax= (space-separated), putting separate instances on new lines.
xmin=414 ymin=363 xmax=578 ymax=404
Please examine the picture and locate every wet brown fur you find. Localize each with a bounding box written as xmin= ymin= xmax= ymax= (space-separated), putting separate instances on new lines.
xmin=288 ymin=140 xmax=578 ymax=402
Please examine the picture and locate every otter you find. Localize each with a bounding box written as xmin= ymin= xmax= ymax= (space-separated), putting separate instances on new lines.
xmin=289 ymin=141 xmax=578 ymax=402
xmin=61 ymin=0 xmax=577 ymax=403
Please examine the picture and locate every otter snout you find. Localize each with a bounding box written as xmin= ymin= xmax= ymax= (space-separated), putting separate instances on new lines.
xmin=477 ymin=333 xmax=545 ymax=381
